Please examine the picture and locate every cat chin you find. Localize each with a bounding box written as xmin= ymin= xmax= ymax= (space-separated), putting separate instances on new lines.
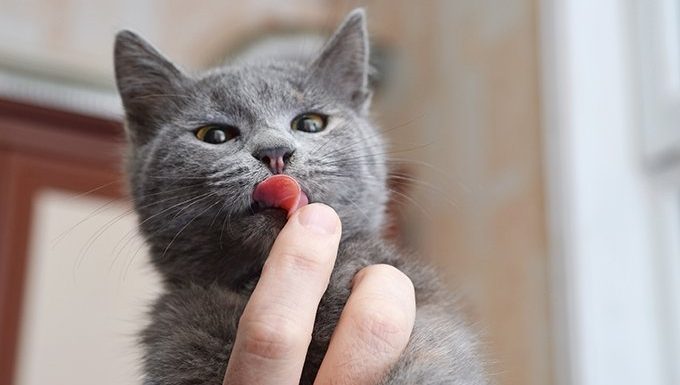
xmin=232 ymin=209 xmax=287 ymax=251
xmin=247 ymin=208 xmax=289 ymax=226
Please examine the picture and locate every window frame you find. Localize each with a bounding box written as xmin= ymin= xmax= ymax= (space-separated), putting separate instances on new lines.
xmin=637 ymin=0 xmax=680 ymax=169
xmin=540 ymin=0 xmax=679 ymax=384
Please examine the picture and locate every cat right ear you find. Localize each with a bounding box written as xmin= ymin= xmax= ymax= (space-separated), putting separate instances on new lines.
xmin=308 ymin=9 xmax=372 ymax=113
xmin=114 ymin=30 xmax=186 ymax=145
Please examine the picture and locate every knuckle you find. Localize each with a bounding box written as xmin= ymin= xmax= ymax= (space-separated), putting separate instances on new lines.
xmin=348 ymin=265 xmax=415 ymax=355
xmin=269 ymin=249 xmax=327 ymax=274
xmin=349 ymin=304 xmax=412 ymax=355
xmin=239 ymin=316 xmax=308 ymax=360
xmin=356 ymin=264 xmax=415 ymax=294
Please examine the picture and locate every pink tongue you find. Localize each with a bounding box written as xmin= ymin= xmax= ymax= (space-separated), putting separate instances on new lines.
xmin=252 ymin=175 xmax=309 ymax=217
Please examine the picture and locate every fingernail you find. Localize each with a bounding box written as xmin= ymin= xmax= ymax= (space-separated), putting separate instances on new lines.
xmin=297 ymin=204 xmax=339 ymax=235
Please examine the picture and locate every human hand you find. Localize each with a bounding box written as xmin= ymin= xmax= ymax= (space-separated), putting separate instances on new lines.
xmin=222 ymin=203 xmax=416 ymax=385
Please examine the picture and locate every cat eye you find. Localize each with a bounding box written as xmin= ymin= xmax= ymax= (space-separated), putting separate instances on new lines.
xmin=291 ymin=113 xmax=327 ymax=133
xmin=195 ymin=125 xmax=239 ymax=144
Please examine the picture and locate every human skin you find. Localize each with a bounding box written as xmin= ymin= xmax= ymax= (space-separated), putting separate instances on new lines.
xmin=222 ymin=203 xmax=416 ymax=385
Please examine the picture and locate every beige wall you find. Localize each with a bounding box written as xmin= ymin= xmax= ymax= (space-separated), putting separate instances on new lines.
xmin=350 ymin=2 xmax=551 ymax=384
xmin=2 ymin=2 xmax=551 ymax=385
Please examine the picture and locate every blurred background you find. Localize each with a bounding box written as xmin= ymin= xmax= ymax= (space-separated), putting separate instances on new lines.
xmin=0 ymin=1 xmax=678 ymax=385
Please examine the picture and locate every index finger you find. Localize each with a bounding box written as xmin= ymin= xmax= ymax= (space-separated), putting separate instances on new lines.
xmin=223 ymin=203 xmax=341 ymax=385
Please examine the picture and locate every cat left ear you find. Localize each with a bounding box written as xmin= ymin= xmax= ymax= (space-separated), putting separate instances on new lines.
xmin=114 ymin=30 xmax=187 ymax=145
xmin=309 ymin=9 xmax=372 ymax=112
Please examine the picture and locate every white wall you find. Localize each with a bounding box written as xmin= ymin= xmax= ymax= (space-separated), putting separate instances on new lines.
xmin=15 ymin=189 xmax=161 ymax=385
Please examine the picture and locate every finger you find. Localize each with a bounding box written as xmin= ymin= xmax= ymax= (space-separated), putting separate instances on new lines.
xmin=314 ymin=264 xmax=416 ymax=385
xmin=223 ymin=203 xmax=342 ymax=385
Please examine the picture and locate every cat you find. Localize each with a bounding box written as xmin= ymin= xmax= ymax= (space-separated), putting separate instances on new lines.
xmin=113 ymin=8 xmax=488 ymax=385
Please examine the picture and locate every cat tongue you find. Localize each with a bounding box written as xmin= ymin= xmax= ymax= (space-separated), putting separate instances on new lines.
xmin=252 ymin=175 xmax=309 ymax=217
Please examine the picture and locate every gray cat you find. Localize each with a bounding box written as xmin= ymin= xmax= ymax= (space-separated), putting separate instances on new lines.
xmin=113 ymin=9 xmax=488 ymax=385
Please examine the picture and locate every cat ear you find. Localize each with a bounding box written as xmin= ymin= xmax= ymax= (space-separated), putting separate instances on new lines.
xmin=114 ymin=30 xmax=187 ymax=145
xmin=309 ymin=9 xmax=372 ymax=112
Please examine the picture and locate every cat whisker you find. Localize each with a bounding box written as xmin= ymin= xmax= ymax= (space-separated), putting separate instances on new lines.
xmin=375 ymin=113 xmax=426 ymax=136
xmin=143 ymin=175 xmax=210 ymax=180
xmin=52 ymin=196 xmax=125 ymax=249
xmin=318 ymin=143 xmax=434 ymax=167
xmin=114 ymin=192 xmax=219 ymax=279
xmin=108 ymin=190 xmax=216 ymax=272
xmin=209 ymin=200 xmax=229 ymax=230
xmin=305 ymin=172 xmax=433 ymax=222
xmin=342 ymin=194 xmax=372 ymax=224
xmin=220 ymin=196 xmax=254 ymax=248
xmin=55 ymin=182 xmax=208 ymax=249
xmin=311 ymin=170 xmax=443 ymax=219
xmin=117 ymin=231 xmax=146 ymax=282
xmin=161 ymin=195 xmax=222 ymax=260
xmin=312 ymin=132 xmax=380 ymax=159
xmin=219 ymin=210 xmax=232 ymax=251
xmin=318 ymin=144 xmax=427 ymax=166
xmin=317 ymin=155 xmax=461 ymax=187
xmin=74 ymin=205 xmax=137 ymax=283
xmin=387 ymin=175 xmax=459 ymax=208
xmin=130 ymin=93 xmax=193 ymax=101
xmin=312 ymin=113 xmax=424 ymax=158
xmin=99 ymin=193 xmax=211 ymax=280
xmin=120 ymin=234 xmax=150 ymax=283
xmin=60 ymin=179 xmax=123 ymax=201
xmin=170 ymin=191 xmax=216 ymax=220
xmin=389 ymin=187 xmax=432 ymax=218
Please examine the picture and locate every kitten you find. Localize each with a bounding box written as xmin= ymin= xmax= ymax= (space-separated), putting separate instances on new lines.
xmin=114 ymin=9 xmax=488 ymax=385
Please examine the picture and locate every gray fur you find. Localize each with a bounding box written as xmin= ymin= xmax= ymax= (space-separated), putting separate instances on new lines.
xmin=114 ymin=9 xmax=488 ymax=385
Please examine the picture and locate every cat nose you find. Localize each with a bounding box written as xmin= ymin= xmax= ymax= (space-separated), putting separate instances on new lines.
xmin=253 ymin=146 xmax=295 ymax=174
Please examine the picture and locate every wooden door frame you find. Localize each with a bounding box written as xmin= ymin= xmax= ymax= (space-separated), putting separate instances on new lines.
xmin=0 ymin=98 xmax=124 ymax=385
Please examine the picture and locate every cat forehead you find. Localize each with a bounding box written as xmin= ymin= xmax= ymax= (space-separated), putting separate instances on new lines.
xmin=200 ymin=62 xmax=305 ymax=95
xmin=189 ymin=63 xmax=310 ymax=113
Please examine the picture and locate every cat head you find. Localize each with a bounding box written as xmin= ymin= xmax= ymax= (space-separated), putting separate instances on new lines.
xmin=114 ymin=9 xmax=388 ymax=287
